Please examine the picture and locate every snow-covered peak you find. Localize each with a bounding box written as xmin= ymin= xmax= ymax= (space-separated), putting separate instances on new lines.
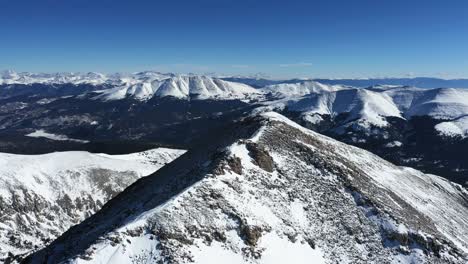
xmin=25 ymin=112 xmax=468 ymax=263
xmin=0 ymin=148 xmax=185 ymax=260
xmin=435 ymin=116 xmax=468 ymax=138
xmin=261 ymin=80 xmax=345 ymax=97
xmin=402 ymin=88 xmax=468 ymax=119
xmin=266 ymin=87 xmax=403 ymax=128
xmin=132 ymin=71 xmax=174 ymax=80
xmin=335 ymin=88 xmax=402 ymax=126
xmin=96 ymin=75 xmax=262 ymax=101
xmin=262 ymin=85 xmax=468 ymax=131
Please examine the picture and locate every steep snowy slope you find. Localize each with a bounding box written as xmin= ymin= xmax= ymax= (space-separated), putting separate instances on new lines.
xmin=435 ymin=116 xmax=468 ymax=138
xmin=384 ymin=87 xmax=468 ymax=119
xmin=95 ymin=75 xmax=261 ymax=101
xmin=0 ymin=148 xmax=185 ymax=262
xmin=26 ymin=112 xmax=468 ymax=264
xmin=267 ymin=88 xmax=403 ymax=128
xmin=270 ymin=86 xmax=468 ymax=132
xmin=261 ymin=80 xmax=344 ymax=97
xmin=249 ymin=82 xmax=404 ymax=131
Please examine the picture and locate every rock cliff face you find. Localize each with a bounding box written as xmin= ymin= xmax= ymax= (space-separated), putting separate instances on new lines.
xmin=25 ymin=113 xmax=468 ymax=264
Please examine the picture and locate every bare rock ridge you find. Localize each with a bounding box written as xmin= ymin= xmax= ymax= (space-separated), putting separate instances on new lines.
xmin=24 ymin=112 xmax=468 ymax=263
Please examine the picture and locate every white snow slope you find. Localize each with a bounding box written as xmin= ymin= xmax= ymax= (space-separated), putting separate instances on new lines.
xmin=276 ymin=88 xmax=402 ymax=127
xmin=95 ymin=75 xmax=261 ymax=101
xmin=435 ymin=116 xmax=468 ymax=138
xmin=261 ymin=84 xmax=468 ymax=132
xmin=26 ymin=112 xmax=468 ymax=264
xmin=261 ymin=80 xmax=344 ymax=97
xmin=0 ymin=148 xmax=185 ymax=260
xmin=4 ymin=70 xmax=468 ymax=135
xmin=384 ymin=87 xmax=468 ymax=119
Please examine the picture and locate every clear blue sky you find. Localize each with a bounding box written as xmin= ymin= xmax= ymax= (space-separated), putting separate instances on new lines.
xmin=1 ymin=0 xmax=468 ymax=78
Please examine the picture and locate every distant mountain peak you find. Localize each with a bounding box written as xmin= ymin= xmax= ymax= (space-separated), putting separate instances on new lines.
xmin=94 ymin=75 xmax=262 ymax=101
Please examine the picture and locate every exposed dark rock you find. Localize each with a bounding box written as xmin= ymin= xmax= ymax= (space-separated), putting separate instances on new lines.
xmin=245 ymin=142 xmax=275 ymax=172
xmin=227 ymin=156 xmax=243 ymax=175
xmin=241 ymin=225 xmax=263 ymax=246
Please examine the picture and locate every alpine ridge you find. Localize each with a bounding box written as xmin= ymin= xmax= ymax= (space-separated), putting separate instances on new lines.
xmin=0 ymin=148 xmax=185 ymax=262
xmin=1 ymin=73 xmax=468 ymax=186
xmin=24 ymin=112 xmax=468 ymax=264
xmin=96 ymin=75 xmax=260 ymax=101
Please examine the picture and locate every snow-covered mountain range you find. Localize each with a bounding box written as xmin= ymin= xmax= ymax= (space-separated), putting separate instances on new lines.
xmin=1 ymin=71 xmax=468 ymax=263
xmin=0 ymin=148 xmax=185 ymax=262
xmin=1 ymin=72 xmax=467 ymax=187
xmin=4 ymin=70 xmax=467 ymax=135
xmin=95 ymin=75 xmax=261 ymax=101
xmin=3 ymin=70 xmax=468 ymax=89
xmin=262 ymin=83 xmax=468 ymax=134
xmin=0 ymin=70 xmax=111 ymax=85
xmin=2 ymin=70 xmax=468 ymax=129
xmin=24 ymin=112 xmax=468 ymax=263
xmin=0 ymin=70 xmax=171 ymax=86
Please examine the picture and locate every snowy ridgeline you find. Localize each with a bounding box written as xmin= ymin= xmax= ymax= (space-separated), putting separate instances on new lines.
xmin=25 ymin=112 xmax=468 ymax=264
xmin=0 ymin=148 xmax=185 ymax=261
xmin=89 ymin=77 xmax=468 ymax=134
xmin=260 ymin=85 xmax=468 ymax=134
xmin=94 ymin=75 xmax=261 ymax=101
xmin=3 ymin=71 xmax=468 ymax=138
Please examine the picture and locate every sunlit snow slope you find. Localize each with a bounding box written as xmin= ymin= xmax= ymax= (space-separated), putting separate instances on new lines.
xmin=96 ymin=75 xmax=261 ymax=101
xmin=0 ymin=148 xmax=185 ymax=261
xmin=263 ymin=84 xmax=468 ymax=130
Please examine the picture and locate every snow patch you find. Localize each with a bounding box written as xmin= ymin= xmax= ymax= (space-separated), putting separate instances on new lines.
xmin=435 ymin=116 xmax=468 ymax=138
xmin=385 ymin=141 xmax=403 ymax=148
xmin=26 ymin=129 xmax=89 ymax=143
xmin=258 ymin=233 xmax=326 ymax=264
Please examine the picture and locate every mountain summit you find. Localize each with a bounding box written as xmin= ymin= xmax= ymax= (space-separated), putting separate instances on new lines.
xmin=25 ymin=112 xmax=468 ymax=264
xmin=96 ymin=75 xmax=260 ymax=101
